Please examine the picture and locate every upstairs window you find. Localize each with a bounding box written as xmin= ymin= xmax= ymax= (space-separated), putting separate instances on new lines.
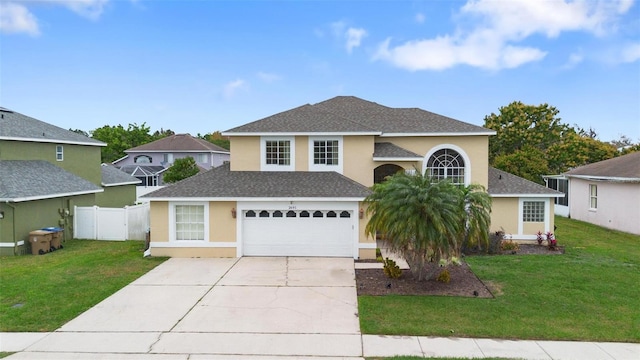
xmin=134 ymin=155 xmax=152 ymax=164
xmin=56 ymin=145 xmax=63 ymax=161
xmin=426 ymin=148 xmax=465 ymax=185
xmin=163 ymin=153 xmax=174 ymax=164
xmin=313 ymin=140 xmax=339 ymax=165
xmin=265 ymin=140 xmax=291 ymax=165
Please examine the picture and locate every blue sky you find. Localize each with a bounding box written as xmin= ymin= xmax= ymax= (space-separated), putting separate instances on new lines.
xmin=1 ymin=0 xmax=639 ymax=142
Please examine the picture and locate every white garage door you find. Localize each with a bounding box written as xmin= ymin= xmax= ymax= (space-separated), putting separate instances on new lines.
xmin=242 ymin=209 xmax=355 ymax=257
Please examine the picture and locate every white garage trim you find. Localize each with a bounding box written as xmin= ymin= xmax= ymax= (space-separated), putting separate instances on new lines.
xmin=150 ymin=241 xmax=237 ymax=248
xmin=236 ymin=201 xmax=360 ymax=258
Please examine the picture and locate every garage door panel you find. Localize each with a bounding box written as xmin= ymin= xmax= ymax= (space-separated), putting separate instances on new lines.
xmin=242 ymin=210 xmax=354 ymax=257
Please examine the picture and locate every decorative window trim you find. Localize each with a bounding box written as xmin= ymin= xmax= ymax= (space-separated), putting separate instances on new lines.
xmin=261 ymin=137 xmax=295 ymax=171
xmin=308 ymin=136 xmax=343 ymax=173
xmin=134 ymin=155 xmax=152 ymax=164
xmin=589 ymin=184 xmax=598 ymax=210
xmin=522 ymin=201 xmax=545 ymax=222
xmin=56 ymin=145 xmax=64 ymax=161
xmin=168 ymin=202 xmax=209 ymax=243
xmin=422 ymin=144 xmax=470 ymax=185
xmin=517 ymin=198 xmax=550 ymax=235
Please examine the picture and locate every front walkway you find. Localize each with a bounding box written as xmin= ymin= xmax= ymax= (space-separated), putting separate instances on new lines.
xmin=1 ymin=257 xmax=639 ymax=359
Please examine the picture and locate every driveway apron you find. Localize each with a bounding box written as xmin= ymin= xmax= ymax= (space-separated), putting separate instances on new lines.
xmin=21 ymin=257 xmax=362 ymax=358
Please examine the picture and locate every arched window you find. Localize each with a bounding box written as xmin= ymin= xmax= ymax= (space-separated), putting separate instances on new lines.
xmin=339 ymin=211 xmax=351 ymax=218
xmin=286 ymin=210 xmax=297 ymax=218
xmin=326 ymin=211 xmax=337 ymax=218
xmin=134 ymin=155 xmax=152 ymax=164
xmin=259 ymin=210 xmax=270 ymax=218
xmin=313 ymin=211 xmax=324 ymax=218
xmin=426 ymin=149 xmax=465 ymax=185
xmin=273 ymin=210 xmax=283 ymax=218
xmin=245 ymin=210 xmax=256 ymax=218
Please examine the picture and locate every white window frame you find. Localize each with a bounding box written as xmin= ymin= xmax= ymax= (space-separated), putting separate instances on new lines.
xmin=589 ymin=184 xmax=598 ymax=210
xmin=423 ymin=144 xmax=471 ymax=186
xmin=168 ymin=202 xmax=209 ymax=243
xmin=196 ymin=153 xmax=208 ymax=164
xmin=517 ymin=198 xmax=551 ymax=236
xmin=56 ymin=145 xmax=63 ymax=161
xmin=261 ymin=136 xmax=295 ymax=171
xmin=308 ymin=136 xmax=343 ymax=173
xmin=163 ymin=153 xmax=174 ymax=164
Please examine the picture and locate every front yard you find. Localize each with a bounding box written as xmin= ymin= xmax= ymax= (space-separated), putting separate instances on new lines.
xmin=0 ymin=240 xmax=166 ymax=332
xmin=359 ymin=216 xmax=640 ymax=342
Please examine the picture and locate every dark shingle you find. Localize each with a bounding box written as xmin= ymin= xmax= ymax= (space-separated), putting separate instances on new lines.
xmin=0 ymin=108 xmax=105 ymax=146
xmin=126 ymin=133 xmax=229 ymax=153
xmin=488 ymin=167 xmax=563 ymax=196
xmin=373 ymin=142 xmax=422 ymax=159
xmin=143 ymin=164 xmax=371 ymax=199
xmin=565 ymin=151 xmax=640 ymax=179
xmin=101 ymin=164 xmax=142 ymax=186
xmin=0 ymin=160 xmax=103 ymax=201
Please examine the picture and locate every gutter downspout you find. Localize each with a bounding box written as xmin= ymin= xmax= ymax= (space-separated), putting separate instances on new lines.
xmin=5 ymin=201 xmax=17 ymax=255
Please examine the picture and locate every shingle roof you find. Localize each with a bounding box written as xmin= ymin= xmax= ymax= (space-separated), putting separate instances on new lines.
xmin=0 ymin=160 xmax=103 ymax=202
xmin=224 ymin=96 xmax=493 ymax=135
xmin=101 ymin=164 xmax=142 ymax=186
xmin=117 ymin=165 xmax=166 ymax=177
xmin=143 ymin=164 xmax=371 ymax=199
xmin=488 ymin=167 xmax=563 ymax=196
xmin=0 ymin=108 xmax=105 ymax=146
xmin=126 ymin=134 xmax=229 ymax=153
xmin=373 ymin=142 xmax=422 ymax=159
xmin=564 ymin=152 xmax=640 ymax=180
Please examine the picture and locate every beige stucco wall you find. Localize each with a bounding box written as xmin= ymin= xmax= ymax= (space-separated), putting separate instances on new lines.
xmin=295 ymin=136 xmax=309 ymax=171
xmin=569 ymin=179 xmax=640 ymax=235
xmin=381 ymin=136 xmax=489 ymax=187
xmin=149 ymin=201 xmax=169 ymax=242
xmin=490 ymin=197 xmax=519 ymax=235
xmin=210 ymin=201 xmax=237 ymax=242
xmin=344 ymin=136 xmax=376 ymax=186
xmin=359 ymin=248 xmax=376 ymax=259
xmin=358 ymin=202 xmax=376 ymax=259
xmin=229 ymin=136 xmax=260 ymax=171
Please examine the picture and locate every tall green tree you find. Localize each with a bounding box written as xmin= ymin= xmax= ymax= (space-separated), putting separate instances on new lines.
xmin=199 ymin=131 xmax=230 ymax=150
xmin=90 ymin=123 xmax=170 ymax=163
xmin=364 ymin=171 xmax=491 ymax=281
xmin=163 ymin=157 xmax=199 ymax=183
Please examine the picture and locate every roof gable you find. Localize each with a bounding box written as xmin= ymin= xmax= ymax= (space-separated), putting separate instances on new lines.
xmin=0 ymin=108 xmax=105 ymax=146
xmin=0 ymin=160 xmax=103 ymax=202
xmin=101 ymin=164 xmax=142 ymax=186
xmin=565 ymin=152 xmax=640 ymax=180
xmin=126 ymin=134 xmax=229 ymax=153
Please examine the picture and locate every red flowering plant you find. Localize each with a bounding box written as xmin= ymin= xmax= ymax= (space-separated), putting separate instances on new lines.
xmin=546 ymin=231 xmax=557 ymax=250
xmin=536 ymin=231 xmax=544 ymax=245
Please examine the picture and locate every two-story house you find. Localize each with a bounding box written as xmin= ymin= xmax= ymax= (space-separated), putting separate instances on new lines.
xmin=143 ymin=96 xmax=562 ymax=259
xmin=0 ymin=107 xmax=140 ymax=255
xmin=113 ymin=133 xmax=230 ymax=186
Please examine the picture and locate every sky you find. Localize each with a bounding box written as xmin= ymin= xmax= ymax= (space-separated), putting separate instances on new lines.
xmin=1 ymin=0 xmax=639 ymax=142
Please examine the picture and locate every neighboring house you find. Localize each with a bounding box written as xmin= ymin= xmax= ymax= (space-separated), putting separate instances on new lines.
xmin=143 ymin=96 xmax=562 ymax=259
xmin=0 ymin=107 xmax=140 ymax=255
xmin=563 ymin=152 xmax=640 ymax=235
xmin=543 ymin=175 xmax=570 ymax=217
xmin=113 ymin=133 xmax=230 ymax=186
xmin=98 ymin=164 xmax=143 ymax=207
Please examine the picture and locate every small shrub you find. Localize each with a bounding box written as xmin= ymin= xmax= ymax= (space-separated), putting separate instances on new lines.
xmin=546 ymin=232 xmax=557 ymax=250
xmin=376 ymin=248 xmax=383 ymax=262
xmin=383 ymin=257 xmax=402 ymax=279
xmin=536 ymin=231 xmax=544 ymax=245
xmin=500 ymin=239 xmax=520 ymax=252
xmin=488 ymin=230 xmax=504 ymax=254
xmin=436 ymin=268 xmax=450 ymax=283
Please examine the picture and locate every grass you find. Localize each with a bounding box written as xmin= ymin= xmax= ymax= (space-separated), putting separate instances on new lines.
xmin=359 ymin=216 xmax=640 ymax=342
xmin=0 ymin=239 xmax=167 ymax=332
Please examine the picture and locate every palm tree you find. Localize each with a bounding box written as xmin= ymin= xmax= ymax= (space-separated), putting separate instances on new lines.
xmin=365 ymin=171 xmax=491 ymax=281
xmin=459 ymin=184 xmax=492 ymax=254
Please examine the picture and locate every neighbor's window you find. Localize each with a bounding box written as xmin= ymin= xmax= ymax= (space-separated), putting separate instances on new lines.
xmin=522 ymin=201 xmax=545 ymax=222
xmin=426 ymin=148 xmax=465 ymax=185
xmin=56 ymin=145 xmax=63 ymax=161
xmin=134 ymin=155 xmax=152 ymax=164
xmin=265 ymin=140 xmax=291 ymax=165
xmin=163 ymin=153 xmax=174 ymax=164
xmin=589 ymin=184 xmax=598 ymax=209
xmin=175 ymin=205 xmax=205 ymax=241
xmin=197 ymin=154 xmax=207 ymax=163
xmin=313 ymin=140 xmax=339 ymax=165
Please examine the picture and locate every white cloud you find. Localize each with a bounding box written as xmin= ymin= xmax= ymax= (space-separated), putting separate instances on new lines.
xmin=223 ymin=79 xmax=248 ymax=99
xmin=374 ymin=0 xmax=634 ymax=71
xmin=0 ymin=2 xmax=39 ymax=36
xmin=621 ymin=43 xmax=640 ymax=63
xmin=415 ymin=12 xmax=425 ymax=24
xmin=257 ymin=72 xmax=281 ymax=83
xmin=563 ymin=52 xmax=584 ymax=69
xmin=52 ymin=0 xmax=109 ymax=21
xmin=345 ymin=27 xmax=367 ymax=53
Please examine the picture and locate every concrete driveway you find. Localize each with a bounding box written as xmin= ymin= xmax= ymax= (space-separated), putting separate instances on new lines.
xmin=19 ymin=257 xmax=362 ymax=358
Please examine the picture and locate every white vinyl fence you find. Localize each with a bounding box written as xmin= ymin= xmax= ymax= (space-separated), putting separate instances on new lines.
xmin=74 ymin=204 xmax=150 ymax=241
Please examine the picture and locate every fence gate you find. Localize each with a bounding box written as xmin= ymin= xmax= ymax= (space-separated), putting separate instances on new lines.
xmin=74 ymin=204 xmax=150 ymax=241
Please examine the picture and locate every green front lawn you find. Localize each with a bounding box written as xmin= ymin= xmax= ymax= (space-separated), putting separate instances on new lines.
xmin=359 ymin=216 xmax=640 ymax=342
xmin=0 ymin=239 xmax=167 ymax=332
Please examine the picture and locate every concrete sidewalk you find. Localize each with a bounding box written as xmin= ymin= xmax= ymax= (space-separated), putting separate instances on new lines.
xmin=1 ymin=257 xmax=638 ymax=359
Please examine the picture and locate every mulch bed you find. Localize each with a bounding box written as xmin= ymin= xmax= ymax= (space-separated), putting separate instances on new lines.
xmin=355 ymin=244 xmax=564 ymax=297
